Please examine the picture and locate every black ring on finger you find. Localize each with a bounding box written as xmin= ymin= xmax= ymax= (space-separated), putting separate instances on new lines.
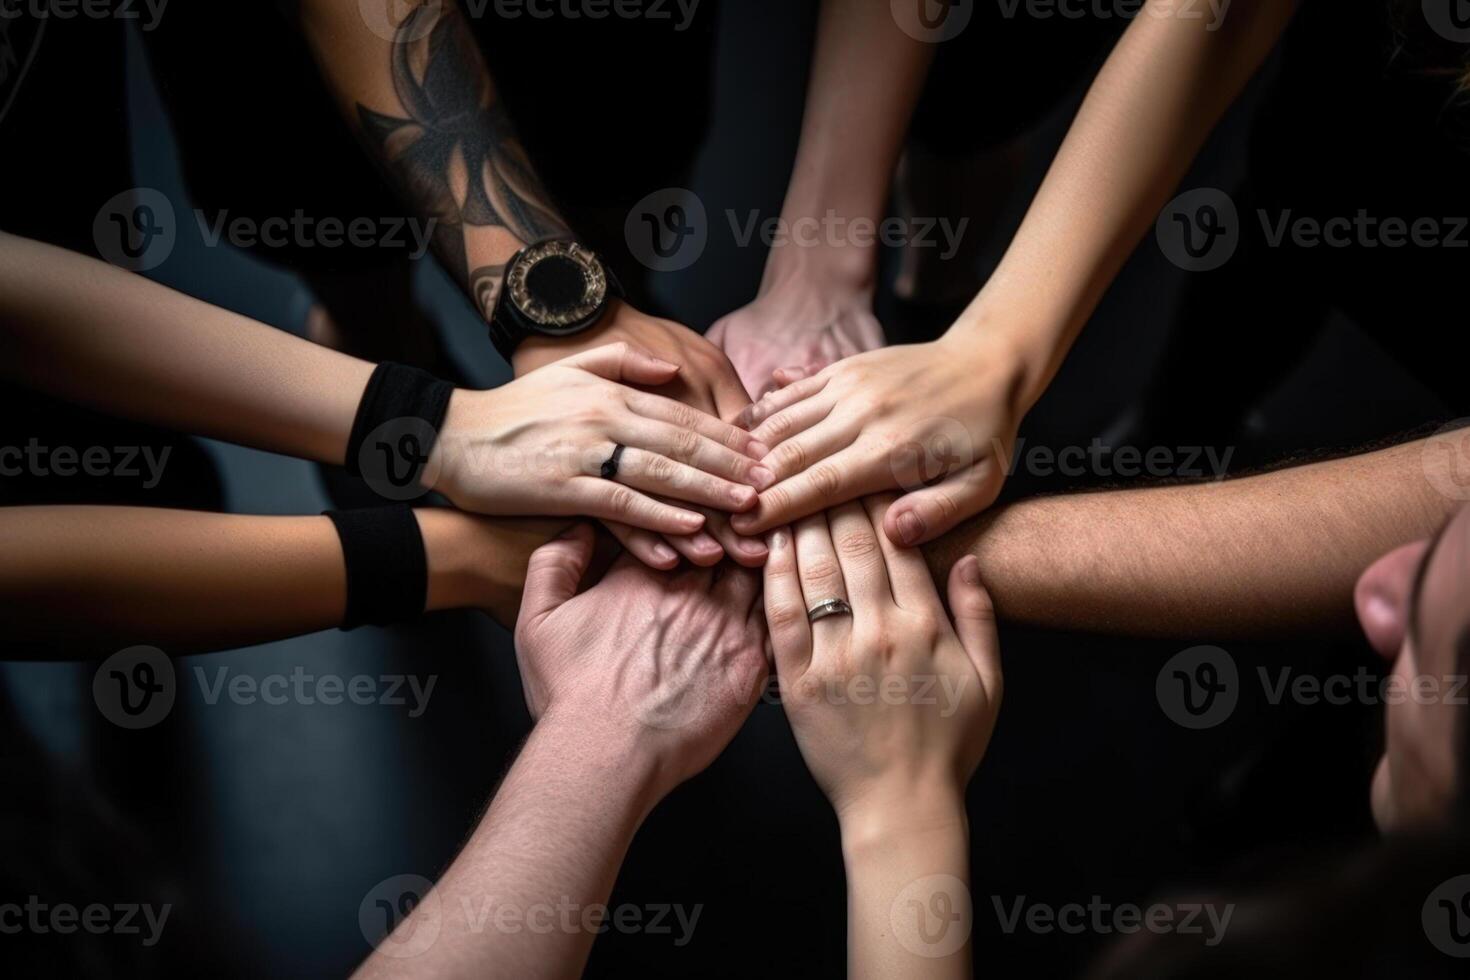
xmin=600 ymin=444 xmax=627 ymax=480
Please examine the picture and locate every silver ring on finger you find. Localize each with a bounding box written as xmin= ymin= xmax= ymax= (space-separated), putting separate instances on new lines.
xmin=807 ymin=598 xmax=853 ymax=623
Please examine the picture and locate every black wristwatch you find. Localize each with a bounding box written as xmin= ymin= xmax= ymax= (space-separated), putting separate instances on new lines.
xmin=487 ymin=239 xmax=623 ymax=361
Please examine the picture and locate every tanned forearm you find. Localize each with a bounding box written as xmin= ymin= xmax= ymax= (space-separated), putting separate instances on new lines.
xmin=0 ymin=506 xmax=563 ymax=658
xmin=297 ymin=0 xmax=571 ymax=320
xmin=354 ymin=712 xmax=661 ymax=980
xmin=768 ymin=0 xmax=935 ymax=290
xmin=923 ymin=435 xmax=1463 ymax=638
xmin=0 ymin=232 xmax=372 ymax=465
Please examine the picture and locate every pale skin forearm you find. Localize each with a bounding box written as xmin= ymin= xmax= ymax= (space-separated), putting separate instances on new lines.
xmin=0 ymin=506 xmax=565 ymax=657
xmin=297 ymin=0 xmax=571 ymax=319
xmin=957 ymin=0 xmax=1297 ymax=404
xmin=766 ymin=0 xmax=934 ymax=289
xmin=924 ymin=435 xmax=1461 ymax=638
xmin=354 ymin=713 xmax=660 ymax=980
xmin=0 ymin=232 xmax=372 ymax=465
xmin=842 ymin=793 xmax=971 ymax=980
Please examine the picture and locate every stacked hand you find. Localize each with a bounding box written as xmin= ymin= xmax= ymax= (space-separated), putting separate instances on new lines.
xmin=510 ymin=303 xmax=774 ymax=568
xmin=429 ymin=341 xmax=771 ymax=558
xmin=515 ymin=524 xmax=769 ymax=797
xmin=707 ymin=279 xmax=885 ymax=400
xmin=731 ymin=334 xmax=1026 ymax=547
xmin=763 ymin=496 xmax=1002 ymax=822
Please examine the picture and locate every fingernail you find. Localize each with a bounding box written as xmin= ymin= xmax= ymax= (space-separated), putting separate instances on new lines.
xmin=679 ymin=511 xmax=706 ymax=530
xmin=739 ymin=538 xmax=768 ymax=557
xmin=654 ymin=543 xmax=678 ymax=563
xmin=652 ymin=356 xmax=679 ymax=371
xmin=732 ymin=485 xmax=757 ymax=508
xmin=768 ymin=528 xmax=788 ymax=550
xmin=960 ymin=555 xmax=981 ymax=586
xmin=748 ymin=440 xmax=771 ymax=459
xmin=693 ymin=532 xmax=721 ymax=552
xmin=749 ymin=465 xmax=774 ymax=490
xmin=731 ymin=513 xmax=754 ymax=533
xmin=897 ymin=511 xmax=924 ymax=545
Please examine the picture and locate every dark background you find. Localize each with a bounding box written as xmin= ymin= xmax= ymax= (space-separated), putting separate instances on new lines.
xmin=1 ymin=1 xmax=1463 ymax=976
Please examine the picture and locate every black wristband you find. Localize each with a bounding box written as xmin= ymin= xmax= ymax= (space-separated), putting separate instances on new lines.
xmin=325 ymin=506 xmax=428 ymax=630
xmin=345 ymin=362 xmax=455 ymax=497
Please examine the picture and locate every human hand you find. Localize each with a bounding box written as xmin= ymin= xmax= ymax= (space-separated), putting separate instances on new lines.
xmin=514 ymin=524 xmax=769 ymax=796
xmin=732 ymin=334 xmax=1025 ymax=546
xmin=512 ymin=301 xmax=771 ymax=567
xmin=428 ymin=343 xmax=771 ymax=557
xmin=762 ymin=496 xmax=1001 ymax=826
xmin=707 ymin=282 xmax=884 ymax=400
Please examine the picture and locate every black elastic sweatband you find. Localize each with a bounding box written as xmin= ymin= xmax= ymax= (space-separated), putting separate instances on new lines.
xmin=326 ymin=506 xmax=428 ymax=630
xmin=345 ymin=362 xmax=455 ymax=482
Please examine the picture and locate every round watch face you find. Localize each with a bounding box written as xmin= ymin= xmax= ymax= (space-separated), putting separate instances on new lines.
xmin=505 ymin=241 xmax=609 ymax=334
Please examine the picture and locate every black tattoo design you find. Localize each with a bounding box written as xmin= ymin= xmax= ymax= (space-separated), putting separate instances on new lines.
xmin=357 ymin=3 xmax=568 ymax=288
xmin=469 ymin=263 xmax=507 ymax=318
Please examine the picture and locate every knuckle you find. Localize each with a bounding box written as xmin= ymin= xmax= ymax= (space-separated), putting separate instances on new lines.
xmin=665 ymin=401 xmax=698 ymax=430
xmin=835 ymin=530 xmax=879 ymax=561
xmin=801 ymin=555 xmax=843 ymax=588
xmin=762 ymin=485 xmax=792 ymax=516
xmin=645 ymin=454 xmax=677 ymax=483
xmin=763 ymin=411 xmax=794 ymax=441
xmin=809 ymin=463 xmax=843 ymax=500
xmin=605 ymin=485 xmax=638 ymax=516
xmin=674 ymin=429 xmax=702 ymax=461
xmin=767 ymin=601 xmax=808 ymax=633
xmin=774 ymin=439 xmax=807 ymax=475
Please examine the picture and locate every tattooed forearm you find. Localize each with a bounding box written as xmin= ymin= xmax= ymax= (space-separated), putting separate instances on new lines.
xmin=469 ymin=263 xmax=507 ymax=316
xmin=355 ymin=2 xmax=569 ymax=312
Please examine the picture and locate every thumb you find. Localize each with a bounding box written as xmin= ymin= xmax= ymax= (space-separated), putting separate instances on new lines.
xmin=947 ymin=555 xmax=1002 ymax=699
xmin=517 ymin=523 xmax=596 ymax=634
xmin=884 ymin=463 xmax=1002 ymax=547
xmin=563 ymin=341 xmax=680 ymax=385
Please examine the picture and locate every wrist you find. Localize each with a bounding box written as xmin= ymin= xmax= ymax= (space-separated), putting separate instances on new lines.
xmin=415 ymin=507 xmax=495 ymax=614
xmin=938 ymin=297 xmax=1050 ymax=416
xmin=510 ymin=300 xmax=628 ymax=376
xmin=533 ymin=705 xmax=667 ymax=818
xmin=837 ymin=780 xmax=968 ymax=857
xmin=759 ymin=236 xmax=877 ymax=300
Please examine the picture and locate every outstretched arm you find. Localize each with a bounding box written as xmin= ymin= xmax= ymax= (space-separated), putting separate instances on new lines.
xmin=354 ymin=528 xmax=767 ymax=978
xmin=708 ymin=0 xmax=934 ymax=396
xmin=732 ymin=0 xmax=1300 ymax=543
xmin=0 ymin=506 xmax=566 ymax=658
xmin=924 ymin=433 xmax=1465 ymax=638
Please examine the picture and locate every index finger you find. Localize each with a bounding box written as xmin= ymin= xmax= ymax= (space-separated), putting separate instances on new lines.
xmin=730 ymin=445 xmax=887 ymax=536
